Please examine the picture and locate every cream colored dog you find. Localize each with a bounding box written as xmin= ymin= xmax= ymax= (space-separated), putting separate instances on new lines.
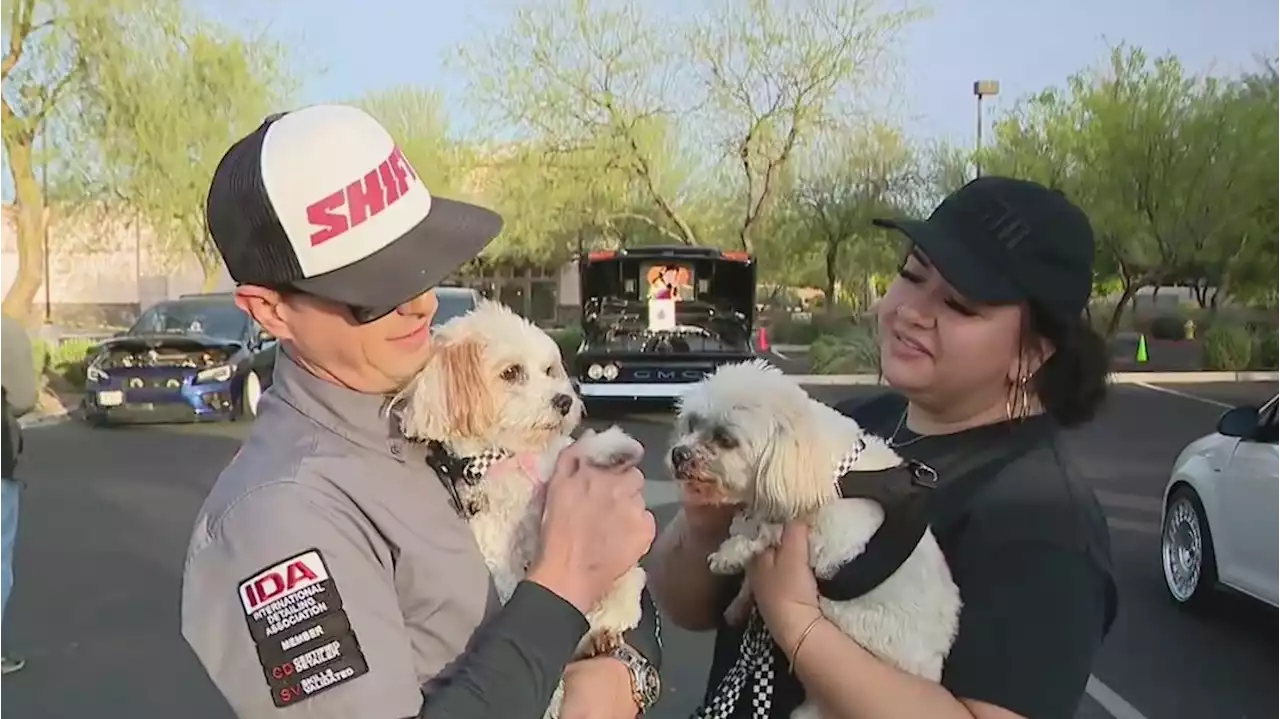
xmin=671 ymin=360 xmax=961 ymax=703
xmin=395 ymin=300 xmax=647 ymax=716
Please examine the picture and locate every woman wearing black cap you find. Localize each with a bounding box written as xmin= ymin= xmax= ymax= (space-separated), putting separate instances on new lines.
xmin=657 ymin=177 xmax=1118 ymax=719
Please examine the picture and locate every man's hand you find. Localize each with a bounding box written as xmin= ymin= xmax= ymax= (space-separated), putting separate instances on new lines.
xmin=530 ymin=445 xmax=655 ymax=615
xmin=558 ymin=656 xmax=638 ymax=719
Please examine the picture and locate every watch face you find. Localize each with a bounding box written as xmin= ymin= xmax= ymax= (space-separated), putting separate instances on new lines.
xmin=640 ymin=665 xmax=661 ymax=703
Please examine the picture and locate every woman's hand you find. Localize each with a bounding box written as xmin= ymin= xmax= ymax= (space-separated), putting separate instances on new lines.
xmin=747 ymin=521 xmax=825 ymax=650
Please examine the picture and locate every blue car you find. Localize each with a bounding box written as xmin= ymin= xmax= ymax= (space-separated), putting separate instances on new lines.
xmin=82 ymin=296 xmax=277 ymax=425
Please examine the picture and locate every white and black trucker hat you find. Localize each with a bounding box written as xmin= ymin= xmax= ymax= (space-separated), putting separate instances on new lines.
xmin=205 ymin=104 xmax=502 ymax=320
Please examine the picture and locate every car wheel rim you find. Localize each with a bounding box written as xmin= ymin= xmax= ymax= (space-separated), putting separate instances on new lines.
xmin=245 ymin=372 xmax=262 ymax=416
xmin=1162 ymin=497 xmax=1203 ymax=602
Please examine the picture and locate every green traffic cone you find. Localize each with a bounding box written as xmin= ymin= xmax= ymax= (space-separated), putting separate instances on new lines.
xmin=1136 ymin=334 xmax=1149 ymax=363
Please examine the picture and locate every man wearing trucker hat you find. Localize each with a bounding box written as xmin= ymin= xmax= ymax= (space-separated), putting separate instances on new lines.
xmin=180 ymin=104 xmax=662 ymax=719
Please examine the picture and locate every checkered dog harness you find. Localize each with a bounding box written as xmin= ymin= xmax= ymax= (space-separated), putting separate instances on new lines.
xmin=425 ymin=441 xmax=513 ymax=517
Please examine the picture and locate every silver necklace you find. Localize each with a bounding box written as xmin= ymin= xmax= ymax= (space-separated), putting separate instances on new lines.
xmin=888 ymin=407 xmax=928 ymax=449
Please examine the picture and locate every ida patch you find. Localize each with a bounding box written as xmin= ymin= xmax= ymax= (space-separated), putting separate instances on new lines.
xmin=238 ymin=549 xmax=369 ymax=707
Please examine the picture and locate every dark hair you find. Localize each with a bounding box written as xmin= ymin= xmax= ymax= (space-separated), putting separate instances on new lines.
xmin=1024 ymin=304 xmax=1110 ymax=428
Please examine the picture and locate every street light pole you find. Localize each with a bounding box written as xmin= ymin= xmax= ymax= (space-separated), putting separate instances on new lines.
xmin=973 ymin=80 xmax=1000 ymax=179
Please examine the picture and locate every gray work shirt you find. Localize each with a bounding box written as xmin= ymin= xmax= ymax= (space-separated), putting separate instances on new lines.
xmin=181 ymin=350 xmax=498 ymax=717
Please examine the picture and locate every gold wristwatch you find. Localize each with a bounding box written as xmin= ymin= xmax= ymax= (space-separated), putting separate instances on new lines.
xmin=611 ymin=643 xmax=661 ymax=714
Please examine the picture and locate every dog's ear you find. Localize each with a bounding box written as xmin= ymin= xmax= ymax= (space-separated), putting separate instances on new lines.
xmin=438 ymin=338 xmax=495 ymax=438
xmin=752 ymin=410 xmax=832 ymax=521
xmin=396 ymin=337 xmax=494 ymax=441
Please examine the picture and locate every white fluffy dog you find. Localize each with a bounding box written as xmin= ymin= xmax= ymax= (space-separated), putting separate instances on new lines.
xmin=671 ymin=360 xmax=961 ymax=692
xmin=395 ymin=300 xmax=648 ymax=714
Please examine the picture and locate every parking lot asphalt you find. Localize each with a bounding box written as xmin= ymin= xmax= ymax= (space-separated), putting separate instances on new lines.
xmin=2 ymin=381 xmax=1275 ymax=718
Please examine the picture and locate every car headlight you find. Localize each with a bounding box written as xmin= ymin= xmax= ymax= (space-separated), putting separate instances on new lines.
xmin=86 ymin=365 xmax=108 ymax=383
xmin=602 ymin=363 xmax=619 ymax=380
xmin=587 ymin=363 xmax=604 ymax=380
xmin=196 ymin=365 xmax=234 ymax=383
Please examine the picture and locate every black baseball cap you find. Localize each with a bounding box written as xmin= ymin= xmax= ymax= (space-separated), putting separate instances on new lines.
xmin=873 ymin=176 xmax=1096 ymax=325
xmin=205 ymin=104 xmax=503 ymax=322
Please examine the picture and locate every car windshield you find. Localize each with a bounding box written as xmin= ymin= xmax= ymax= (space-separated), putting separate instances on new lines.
xmin=432 ymin=292 xmax=477 ymax=327
xmin=129 ymin=302 xmax=249 ymax=341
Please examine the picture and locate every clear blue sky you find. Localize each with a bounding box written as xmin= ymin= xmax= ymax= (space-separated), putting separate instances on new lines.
xmin=215 ymin=0 xmax=1278 ymax=145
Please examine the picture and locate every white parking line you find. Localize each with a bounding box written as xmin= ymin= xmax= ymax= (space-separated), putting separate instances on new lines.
xmin=1107 ymin=517 xmax=1161 ymax=536
xmin=1087 ymin=675 xmax=1151 ymax=719
xmin=1131 ymin=381 xmax=1233 ymax=409
xmin=1094 ymin=490 xmax=1163 ymax=514
xmin=769 ymin=347 xmax=790 ymax=361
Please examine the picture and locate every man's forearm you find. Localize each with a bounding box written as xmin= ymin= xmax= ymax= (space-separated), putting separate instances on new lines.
xmin=649 ymin=511 xmax=735 ymax=632
xmin=420 ymin=580 xmax=588 ymax=719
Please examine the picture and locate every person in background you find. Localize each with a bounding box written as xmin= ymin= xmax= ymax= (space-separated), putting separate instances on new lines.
xmin=652 ymin=177 xmax=1117 ymax=719
xmin=2 ymin=312 xmax=39 ymax=675
xmin=181 ymin=104 xmax=661 ymax=719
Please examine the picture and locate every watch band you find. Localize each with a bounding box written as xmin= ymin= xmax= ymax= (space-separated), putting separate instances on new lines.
xmin=611 ymin=643 xmax=661 ymax=713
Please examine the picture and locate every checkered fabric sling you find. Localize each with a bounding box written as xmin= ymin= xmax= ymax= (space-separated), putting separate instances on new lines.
xmin=691 ymin=440 xmax=865 ymax=719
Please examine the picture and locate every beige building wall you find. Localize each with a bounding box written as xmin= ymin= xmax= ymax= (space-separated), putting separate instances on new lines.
xmin=0 ymin=204 xmax=219 ymax=325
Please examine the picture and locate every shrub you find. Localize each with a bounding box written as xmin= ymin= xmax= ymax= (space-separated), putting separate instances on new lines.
xmin=31 ymin=338 xmax=51 ymax=376
xmin=1202 ymin=324 xmax=1253 ymax=371
xmin=1253 ymin=325 xmax=1278 ymax=370
xmin=766 ymin=315 xmax=824 ymax=345
xmin=547 ymin=325 xmax=583 ymax=361
xmin=808 ymin=324 xmax=880 ymax=374
xmin=45 ymin=338 xmax=100 ymax=391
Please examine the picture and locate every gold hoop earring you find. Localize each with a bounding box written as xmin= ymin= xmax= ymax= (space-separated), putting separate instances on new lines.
xmin=1006 ymin=375 xmax=1030 ymax=421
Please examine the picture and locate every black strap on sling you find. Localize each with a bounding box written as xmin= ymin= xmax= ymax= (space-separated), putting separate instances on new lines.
xmin=424 ymin=440 xmax=469 ymax=517
xmin=816 ymin=432 xmax=1040 ymax=602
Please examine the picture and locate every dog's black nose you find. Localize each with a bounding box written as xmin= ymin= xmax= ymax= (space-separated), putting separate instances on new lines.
xmin=551 ymin=393 xmax=574 ymax=416
xmin=670 ymin=445 xmax=693 ymax=468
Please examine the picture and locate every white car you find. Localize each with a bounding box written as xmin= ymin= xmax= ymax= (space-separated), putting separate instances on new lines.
xmin=1160 ymin=394 xmax=1279 ymax=609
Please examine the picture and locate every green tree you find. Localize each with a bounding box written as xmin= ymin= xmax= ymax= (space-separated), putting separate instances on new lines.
xmin=458 ymin=0 xmax=922 ymax=254
xmin=2 ymin=0 xmax=107 ymax=322
xmin=358 ymin=85 xmax=469 ymax=199
xmin=775 ymin=123 xmax=918 ymax=312
xmin=982 ymin=45 xmax=1278 ymax=335
xmin=78 ymin=3 xmax=292 ymax=287
xmin=1223 ymin=58 xmax=1280 ymax=308
xmin=473 ymin=139 xmax=635 ymax=265
xmin=920 ymin=140 xmax=973 ymax=206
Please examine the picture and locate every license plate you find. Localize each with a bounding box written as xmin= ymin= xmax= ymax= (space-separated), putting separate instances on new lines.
xmin=98 ymin=390 xmax=124 ymax=407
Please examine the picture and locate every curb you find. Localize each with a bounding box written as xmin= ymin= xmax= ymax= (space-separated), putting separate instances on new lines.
xmin=793 ymin=371 xmax=1280 ymax=386
xmin=19 ymin=408 xmax=73 ymax=428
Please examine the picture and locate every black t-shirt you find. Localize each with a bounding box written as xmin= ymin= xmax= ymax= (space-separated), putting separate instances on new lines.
xmin=700 ymin=392 xmax=1118 ymax=719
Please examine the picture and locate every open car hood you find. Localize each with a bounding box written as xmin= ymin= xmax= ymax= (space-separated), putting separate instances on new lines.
xmin=579 ymin=246 xmax=756 ymax=336
xmin=98 ymin=333 xmax=246 ymax=354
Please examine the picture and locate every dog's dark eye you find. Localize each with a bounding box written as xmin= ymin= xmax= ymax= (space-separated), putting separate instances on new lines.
xmin=712 ymin=428 xmax=738 ymax=449
xmin=545 ymin=364 xmax=558 ymax=377
xmin=500 ymin=364 xmax=525 ymax=383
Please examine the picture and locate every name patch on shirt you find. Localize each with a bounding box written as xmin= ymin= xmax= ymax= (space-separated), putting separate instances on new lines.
xmin=238 ymin=549 xmax=369 ymax=707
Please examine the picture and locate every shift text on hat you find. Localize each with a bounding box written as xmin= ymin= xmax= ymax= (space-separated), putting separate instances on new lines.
xmin=306 ymin=146 xmax=420 ymax=246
